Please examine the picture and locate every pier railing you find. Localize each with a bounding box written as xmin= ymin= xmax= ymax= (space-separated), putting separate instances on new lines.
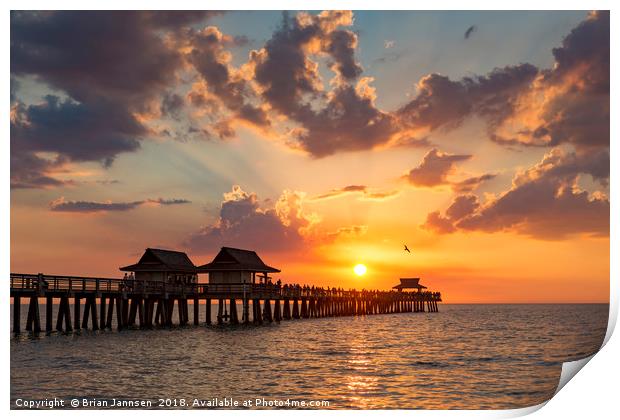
xmin=10 ymin=273 xmax=441 ymax=301
xmin=11 ymin=272 xmax=442 ymax=334
xmin=10 ymin=273 xmax=123 ymax=293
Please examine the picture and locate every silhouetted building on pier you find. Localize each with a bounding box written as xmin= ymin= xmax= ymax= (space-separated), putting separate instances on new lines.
xmin=10 ymin=248 xmax=442 ymax=335
xmin=197 ymin=247 xmax=280 ymax=285
xmin=393 ymin=277 xmax=427 ymax=292
xmin=120 ymin=248 xmax=198 ymax=285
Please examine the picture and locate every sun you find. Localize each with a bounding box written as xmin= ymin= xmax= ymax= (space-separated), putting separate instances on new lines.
xmin=354 ymin=263 xmax=367 ymax=276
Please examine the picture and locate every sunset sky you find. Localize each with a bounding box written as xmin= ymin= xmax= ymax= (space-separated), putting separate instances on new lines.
xmin=10 ymin=11 xmax=609 ymax=303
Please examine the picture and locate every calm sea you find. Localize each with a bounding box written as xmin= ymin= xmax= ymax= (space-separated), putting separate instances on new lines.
xmin=10 ymin=303 xmax=608 ymax=409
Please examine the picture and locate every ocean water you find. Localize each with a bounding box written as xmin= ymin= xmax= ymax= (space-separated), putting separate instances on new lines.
xmin=10 ymin=303 xmax=608 ymax=409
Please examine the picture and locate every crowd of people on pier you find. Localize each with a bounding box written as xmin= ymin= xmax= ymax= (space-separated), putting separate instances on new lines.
xmin=255 ymin=279 xmax=441 ymax=300
xmin=115 ymin=273 xmax=440 ymax=300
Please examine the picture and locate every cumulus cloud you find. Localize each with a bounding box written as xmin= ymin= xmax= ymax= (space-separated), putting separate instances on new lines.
xmin=312 ymin=184 xmax=399 ymax=201
xmin=186 ymin=185 xmax=318 ymax=253
xmin=11 ymin=10 xmax=609 ymax=197
xmin=10 ymin=11 xmax=216 ymax=188
xmin=422 ymin=195 xmax=480 ymax=234
xmin=11 ymin=11 xmax=211 ymax=103
xmin=423 ymin=149 xmax=609 ymax=239
xmin=222 ymin=10 xmax=606 ymax=160
xmin=161 ymin=92 xmax=185 ymax=118
xmin=491 ymin=11 xmax=609 ymax=155
xmin=451 ymin=173 xmax=497 ymax=193
xmin=10 ymin=151 xmax=73 ymax=189
xmin=249 ymin=11 xmax=406 ymax=156
xmin=49 ymin=197 xmax=191 ymax=213
xmin=185 ymin=26 xmax=270 ymax=134
xmin=11 ymin=96 xmax=143 ymax=164
xmin=141 ymin=11 xmax=222 ymax=29
xmin=422 ymin=211 xmax=456 ymax=234
xmin=399 ymin=64 xmax=539 ymax=133
xmin=185 ymin=185 xmax=378 ymax=253
xmin=418 ymin=12 xmax=609 ymax=240
xmin=403 ymin=148 xmax=498 ymax=192
xmin=404 ymin=148 xmax=471 ymax=187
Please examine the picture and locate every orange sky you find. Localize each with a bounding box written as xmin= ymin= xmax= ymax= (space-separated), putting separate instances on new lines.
xmin=10 ymin=11 xmax=609 ymax=303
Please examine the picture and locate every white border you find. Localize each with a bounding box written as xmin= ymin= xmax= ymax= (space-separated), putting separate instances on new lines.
xmin=3 ymin=1 xmax=618 ymax=419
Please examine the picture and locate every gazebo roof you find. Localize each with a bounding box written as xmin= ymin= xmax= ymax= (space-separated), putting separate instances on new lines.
xmin=197 ymin=247 xmax=280 ymax=273
xmin=120 ymin=248 xmax=197 ymax=273
xmin=392 ymin=277 xmax=427 ymax=290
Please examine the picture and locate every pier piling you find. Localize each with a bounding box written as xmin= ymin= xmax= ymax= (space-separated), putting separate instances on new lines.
xmin=10 ymin=272 xmax=442 ymax=334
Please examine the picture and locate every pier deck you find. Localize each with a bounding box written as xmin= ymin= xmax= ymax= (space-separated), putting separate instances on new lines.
xmin=10 ymin=273 xmax=442 ymax=334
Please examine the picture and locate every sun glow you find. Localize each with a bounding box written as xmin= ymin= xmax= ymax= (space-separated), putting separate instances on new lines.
xmin=354 ymin=264 xmax=367 ymax=276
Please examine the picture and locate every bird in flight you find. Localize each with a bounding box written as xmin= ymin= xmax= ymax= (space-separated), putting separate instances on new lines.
xmin=404 ymin=245 xmax=411 ymax=253
xmin=464 ymin=25 xmax=477 ymax=39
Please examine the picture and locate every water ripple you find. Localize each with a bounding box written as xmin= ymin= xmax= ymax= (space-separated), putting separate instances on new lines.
xmin=10 ymin=304 xmax=607 ymax=409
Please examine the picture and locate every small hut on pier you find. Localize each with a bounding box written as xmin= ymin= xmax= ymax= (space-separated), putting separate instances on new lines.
xmin=392 ymin=278 xmax=427 ymax=292
xmin=119 ymin=248 xmax=198 ymax=285
xmin=197 ymin=247 xmax=280 ymax=285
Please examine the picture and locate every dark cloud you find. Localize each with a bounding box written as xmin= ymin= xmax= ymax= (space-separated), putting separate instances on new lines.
xmin=186 ymin=26 xmax=270 ymax=132
xmin=314 ymin=185 xmax=366 ymax=199
xmin=186 ymin=186 xmax=316 ymax=253
xmin=10 ymin=11 xmax=215 ymax=188
xmin=142 ymin=11 xmax=221 ymax=30
xmin=548 ymin=11 xmax=609 ymax=92
xmin=293 ymin=83 xmax=400 ymax=156
xmin=312 ymin=184 xmax=398 ymax=201
xmin=251 ymin=11 xmax=401 ymax=156
xmin=11 ymin=11 xmax=189 ymax=108
xmin=150 ymin=198 xmax=192 ymax=206
xmin=325 ymin=225 xmax=368 ymax=241
xmin=423 ymin=149 xmax=609 ymax=239
xmin=161 ymin=92 xmax=185 ymax=117
xmin=404 ymin=148 xmax=471 ymax=187
xmin=50 ymin=198 xmax=144 ymax=212
xmin=326 ymin=29 xmax=363 ymax=79
xmin=265 ymin=11 xmax=607 ymax=159
xmin=451 ymin=173 xmax=497 ymax=193
xmin=10 ymin=77 xmax=19 ymax=104
xmin=11 ymin=10 xmax=609 ymax=192
xmin=464 ymin=25 xmax=477 ymax=40
xmin=253 ymin=11 xmax=346 ymax=114
xmin=488 ymin=11 xmax=609 ymax=155
xmin=422 ymin=211 xmax=456 ymax=234
xmin=11 ymin=95 xmax=143 ymax=164
xmin=10 ymin=151 xmax=72 ymax=189
xmin=49 ymin=196 xmax=191 ymax=213
xmin=445 ymin=194 xmax=481 ymax=221
xmin=399 ymin=11 xmax=607 ymax=158
xmin=401 ymin=11 xmax=609 ymax=211
xmin=399 ymin=64 xmax=539 ymax=132
xmin=422 ymin=194 xmax=480 ymax=234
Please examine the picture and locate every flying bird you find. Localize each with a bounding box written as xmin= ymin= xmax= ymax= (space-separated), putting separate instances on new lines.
xmin=404 ymin=245 xmax=411 ymax=253
xmin=464 ymin=25 xmax=477 ymax=40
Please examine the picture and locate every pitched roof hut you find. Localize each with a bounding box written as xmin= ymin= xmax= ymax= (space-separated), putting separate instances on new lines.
xmin=197 ymin=247 xmax=280 ymax=285
xmin=392 ymin=277 xmax=427 ymax=292
xmin=120 ymin=248 xmax=198 ymax=284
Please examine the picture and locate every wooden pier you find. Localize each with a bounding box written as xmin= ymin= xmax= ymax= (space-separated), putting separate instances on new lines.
xmin=10 ymin=273 xmax=442 ymax=335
